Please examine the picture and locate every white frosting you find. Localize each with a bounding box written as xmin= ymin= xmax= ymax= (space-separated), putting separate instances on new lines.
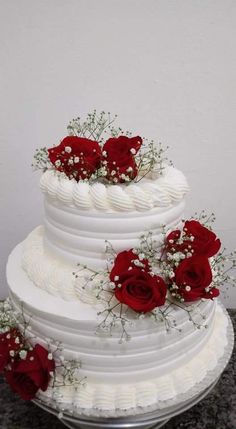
xmin=40 ymin=166 xmax=189 ymax=213
xmin=43 ymin=199 xmax=186 ymax=268
xmin=22 ymin=227 xmax=78 ymax=301
xmin=22 ymin=226 xmax=102 ymax=304
xmin=7 ymin=242 xmax=229 ymax=415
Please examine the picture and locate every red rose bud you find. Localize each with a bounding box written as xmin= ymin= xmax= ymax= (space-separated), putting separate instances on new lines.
xmin=183 ymin=220 xmax=221 ymax=257
xmin=114 ymin=268 xmax=167 ymax=312
xmin=5 ymin=344 xmax=55 ymax=401
xmin=173 ymin=255 xmax=219 ymax=302
xmin=165 ymin=230 xmax=182 ymax=252
xmin=102 ymin=135 xmax=142 ymax=183
xmin=48 ymin=136 xmax=102 ymax=181
xmin=0 ymin=329 xmax=22 ymax=372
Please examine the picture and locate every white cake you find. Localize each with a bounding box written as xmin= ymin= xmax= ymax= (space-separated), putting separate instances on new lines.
xmin=5 ymin=117 xmax=231 ymax=417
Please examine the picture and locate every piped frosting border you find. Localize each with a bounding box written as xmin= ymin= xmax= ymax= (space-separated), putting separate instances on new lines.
xmin=40 ymin=166 xmax=189 ymax=212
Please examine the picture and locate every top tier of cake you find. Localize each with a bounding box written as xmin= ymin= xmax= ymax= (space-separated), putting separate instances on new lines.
xmin=40 ymin=165 xmax=189 ymax=269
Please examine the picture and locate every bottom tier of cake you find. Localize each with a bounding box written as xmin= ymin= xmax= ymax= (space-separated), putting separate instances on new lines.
xmin=6 ymin=241 xmax=230 ymax=417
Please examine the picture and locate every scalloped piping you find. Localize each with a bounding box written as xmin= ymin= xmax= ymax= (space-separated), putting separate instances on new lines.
xmin=40 ymin=166 xmax=189 ymax=212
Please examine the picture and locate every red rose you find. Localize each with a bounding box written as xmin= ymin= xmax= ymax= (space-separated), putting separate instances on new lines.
xmin=48 ymin=136 xmax=102 ymax=181
xmin=183 ymin=220 xmax=221 ymax=257
xmin=114 ymin=268 xmax=167 ymax=312
xmin=5 ymin=344 xmax=55 ymax=400
xmin=173 ymin=255 xmax=219 ymax=302
xmin=110 ymin=249 xmax=150 ymax=282
xmin=0 ymin=329 xmax=22 ymax=371
xmin=102 ymin=135 xmax=142 ymax=182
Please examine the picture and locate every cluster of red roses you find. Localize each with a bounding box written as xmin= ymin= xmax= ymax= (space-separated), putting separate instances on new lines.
xmin=166 ymin=219 xmax=221 ymax=302
xmin=48 ymin=135 xmax=142 ymax=183
xmin=109 ymin=220 xmax=221 ymax=313
xmin=0 ymin=328 xmax=55 ymax=400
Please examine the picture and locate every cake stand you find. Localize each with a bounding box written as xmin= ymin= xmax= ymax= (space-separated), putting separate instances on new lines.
xmin=33 ymin=308 xmax=234 ymax=429
xmin=34 ymin=377 xmax=219 ymax=429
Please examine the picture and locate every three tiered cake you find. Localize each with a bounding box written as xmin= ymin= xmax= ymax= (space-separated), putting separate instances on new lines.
xmin=3 ymin=113 xmax=233 ymax=417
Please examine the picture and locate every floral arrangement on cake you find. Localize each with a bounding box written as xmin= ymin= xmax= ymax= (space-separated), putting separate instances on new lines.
xmin=74 ymin=212 xmax=235 ymax=341
xmin=0 ymin=300 xmax=82 ymax=401
xmin=33 ymin=111 xmax=169 ymax=183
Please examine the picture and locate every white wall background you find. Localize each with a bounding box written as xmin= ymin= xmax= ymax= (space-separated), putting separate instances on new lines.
xmin=1 ymin=0 xmax=236 ymax=307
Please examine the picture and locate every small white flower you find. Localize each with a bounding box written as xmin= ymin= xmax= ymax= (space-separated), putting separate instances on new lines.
xmin=30 ymin=356 xmax=34 ymax=361
xmin=68 ymin=158 xmax=74 ymax=165
xmin=19 ymin=350 xmax=27 ymax=360
xmin=74 ymin=156 xmax=80 ymax=163
xmin=111 ymin=170 xmax=116 ymax=176
xmin=102 ymin=150 xmax=107 ymax=157
xmin=55 ymin=160 xmax=61 ymax=167
xmin=48 ymin=353 xmax=53 ymax=360
xmin=172 ymin=283 xmax=178 ymax=289
xmin=185 ymin=286 xmax=191 ymax=292
xmin=15 ymin=337 xmax=20 ymax=344
xmin=113 ymin=178 xmax=118 ymax=183
xmin=65 ymin=146 xmax=72 ymax=153
xmin=114 ymin=276 xmax=119 ymax=281
xmin=9 ymin=350 xmax=15 ymax=357
xmin=109 ymin=282 xmax=116 ymax=289
xmin=130 ymin=148 xmax=136 ymax=154
xmin=126 ymin=166 xmax=133 ymax=172
xmin=138 ymin=253 xmax=145 ymax=260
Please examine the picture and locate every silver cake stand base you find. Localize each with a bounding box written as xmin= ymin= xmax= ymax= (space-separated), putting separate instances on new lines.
xmin=61 ymin=419 xmax=170 ymax=429
xmin=34 ymin=378 xmax=219 ymax=429
xmin=61 ymin=418 xmax=170 ymax=429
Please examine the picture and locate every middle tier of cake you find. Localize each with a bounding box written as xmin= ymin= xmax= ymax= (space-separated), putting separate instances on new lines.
xmin=43 ymin=198 xmax=185 ymax=269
